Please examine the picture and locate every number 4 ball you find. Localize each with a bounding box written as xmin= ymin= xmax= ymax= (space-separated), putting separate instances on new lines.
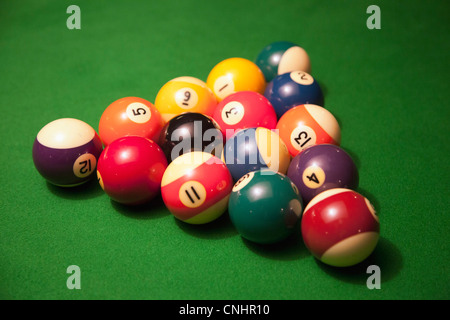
xmin=301 ymin=188 xmax=380 ymax=267
xmin=32 ymin=118 xmax=103 ymax=187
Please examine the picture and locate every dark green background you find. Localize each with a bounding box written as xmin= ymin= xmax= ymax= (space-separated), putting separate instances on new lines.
xmin=1 ymin=0 xmax=449 ymax=300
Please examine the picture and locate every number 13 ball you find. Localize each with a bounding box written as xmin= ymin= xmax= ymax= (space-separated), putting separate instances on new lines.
xmin=32 ymin=118 xmax=103 ymax=187
xmin=301 ymin=188 xmax=380 ymax=267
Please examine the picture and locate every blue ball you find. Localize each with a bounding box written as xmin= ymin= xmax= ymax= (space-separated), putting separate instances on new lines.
xmin=264 ymin=71 xmax=324 ymax=118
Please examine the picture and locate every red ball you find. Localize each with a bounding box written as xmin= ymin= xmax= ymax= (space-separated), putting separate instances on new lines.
xmin=97 ymin=136 xmax=168 ymax=205
xmin=301 ymin=188 xmax=380 ymax=267
xmin=212 ymin=91 xmax=277 ymax=140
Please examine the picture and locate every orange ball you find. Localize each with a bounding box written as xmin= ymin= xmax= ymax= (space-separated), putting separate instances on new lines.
xmin=276 ymin=104 xmax=341 ymax=157
xmin=98 ymin=97 xmax=164 ymax=147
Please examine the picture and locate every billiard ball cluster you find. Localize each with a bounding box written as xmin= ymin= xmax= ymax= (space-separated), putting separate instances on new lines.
xmin=32 ymin=41 xmax=380 ymax=268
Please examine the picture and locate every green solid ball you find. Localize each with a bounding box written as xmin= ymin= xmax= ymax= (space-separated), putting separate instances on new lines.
xmin=228 ymin=171 xmax=303 ymax=244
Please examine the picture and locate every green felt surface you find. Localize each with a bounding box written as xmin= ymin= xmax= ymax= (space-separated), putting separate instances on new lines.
xmin=0 ymin=0 xmax=449 ymax=300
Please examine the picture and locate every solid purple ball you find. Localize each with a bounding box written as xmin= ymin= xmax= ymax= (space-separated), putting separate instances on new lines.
xmin=287 ymin=144 xmax=358 ymax=205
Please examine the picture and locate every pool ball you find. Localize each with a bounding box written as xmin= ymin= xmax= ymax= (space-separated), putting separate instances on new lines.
xmin=287 ymin=144 xmax=358 ymax=205
xmin=206 ymin=57 xmax=266 ymax=102
xmin=255 ymin=41 xmax=311 ymax=82
xmin=301 ymin=188 xmax=380 ymax=267
xmin=228 ymin=171 xmax=303 ymax=244
xmin=97 ymin=136 xmax=167 ymax=205
xmin=161 ymin=151 xmax=233 ymax=224
xmin=32 ymin=118 xmax=103 ymax=187
xmin=276 ymin=104 xmax=341 ymax=157
xmin=98 ymin=96 xmax=164 ymax=147
xmin=158 ymin=112 xmax=223 ymax=163
xmin=154 ymin=76 xmax=217 ymax=122
xmin=222 ymin=127 xmax=290 ymax=181
xmin=212 ymin=91 xmax=277 ymax=140
xmin=264 ymin=71 xmax=324 ymax=118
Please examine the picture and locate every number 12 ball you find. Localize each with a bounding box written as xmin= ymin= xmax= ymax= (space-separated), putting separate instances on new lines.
xmin=32 ymin=118 xmax=103 ymax=187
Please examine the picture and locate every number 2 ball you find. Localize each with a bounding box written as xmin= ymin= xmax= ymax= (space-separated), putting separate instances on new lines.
xmin=32 ymin=118 xmax=103 ymax=187
xmin=97 ymin=136 xmax=167 ymax=205
xmin=98 ymin=97 xmax=164 ymax=147
xmin=287 ymin=144 xmax=358 ymax=205
xmin=265 ymin=71 xmax=324 ymax=118
xmin=301 ymin=188 xmax=380 ymax=267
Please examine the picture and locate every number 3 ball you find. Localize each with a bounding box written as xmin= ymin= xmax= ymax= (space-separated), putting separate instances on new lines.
xmin=155 ymin=76 xmax=217 ymax=122
xmin=228 ymin=171 xmax=303 ymax=244
xmin=287 ymin=144 xmax=358 ymax=205
xmin=301 ymin=188 xmax=380 ymax=267
xmin=264 ymin=71 xmax=324 ymax=118
xmin=32 ymin=118 xmax=103 ymax=187
xmin=161 ymin=152 xmax=233 ymax=224
xmin=98 ymin=97 xmax=164 ymax=147
xmin=276 ymin=104 xmax=341 ymax=157
xmin=96 ymin=136 xmax=167 ymax=205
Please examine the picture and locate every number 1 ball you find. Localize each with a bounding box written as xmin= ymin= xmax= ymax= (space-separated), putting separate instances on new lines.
xmin=98 ymin=97 xmax=164 ymax=147
xmin=32 ymin=118 xmax=103 ymax=187
xmin=228 ymin=171 xmax=303 ymax=244
xmin=301 ymin=188 xmax=380 ymax=267
xmin=97 ymin=136 xmax=167 ymax=205
xmin=287 ymin=144 xmax=358 ymax=205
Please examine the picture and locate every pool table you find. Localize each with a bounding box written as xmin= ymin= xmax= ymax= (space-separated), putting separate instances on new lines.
xmin=1 ymin=0 xmax=449 ymax=302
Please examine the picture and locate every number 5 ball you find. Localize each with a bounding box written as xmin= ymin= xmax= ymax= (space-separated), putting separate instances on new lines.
xmin=301 ymin=188 xmax=380 ymax=267
xmin=99 ymin=97 xmax=164 ymax=147
xmin=32 ymin=118 xmax=103 ymax=187
xmin=161 ymin=152 xmax=233 ymax=224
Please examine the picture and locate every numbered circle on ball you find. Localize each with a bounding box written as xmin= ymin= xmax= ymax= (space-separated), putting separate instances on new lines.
xmin=290 ymin=126 xmax=317 ymax=151
xmin=232 ymin=172 xmax=255 ymax=192
xmin=214 ymin=75 xmax=235 ymax=100
xmin=302 ymin=165 xmax=326 ymax=189
xmin=179 ymin=181 xmax=206 ymax=208
xmin=175 ymin=88 xmax=199 ymax=109
xmin=222 ymin=101 xmax=245 ymax=125
xmin=97 ymin=171 xmax=104 ymax=190
xmin=73 ymin=153 xmax=97 ymax=178
xmin=290 ymin=71 xmax=314 ymax=85
xmin=126 ymin=102 xmax=151 ymax=123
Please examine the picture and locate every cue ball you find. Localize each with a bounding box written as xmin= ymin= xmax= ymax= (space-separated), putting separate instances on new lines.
xmin=154 ymin=76 xmax=217 ymax=122
xmin=206 ymin=57 xmax=266 ymax=102
xmin=96 ymin=136 xmax=167 ymax=205
xmin=161 ymin=151 xmax=233 ymax=224
xmin=212 ymin=91 xmax=277 ymax=140
xmin=222 ymin=127 xmax=290 ymax=181
xmin=158 ymin=112 xmax=223 ymax=163
xmin=228 ymin=171 xmax=303 ymax=244
xmin=264 ymin=71 xmax=324 ymax=118
xmin=301 ymin=188 xmax=380 ymax=267
xmin=32 ymin=118 xmax=103 ymax=187
xmin=98 ymin=96 xmax=164 ymax=147
xmin=255 ymin=41 xmax=311 ymax=82
xmin=287 ymin=144 xmax=358 ymax=205
xmin=276 ymin=104 xmax=341 ymax=157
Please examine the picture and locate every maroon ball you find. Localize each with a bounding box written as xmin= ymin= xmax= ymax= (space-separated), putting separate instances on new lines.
xmin=287 ymin=144 xmax=358 ymax=205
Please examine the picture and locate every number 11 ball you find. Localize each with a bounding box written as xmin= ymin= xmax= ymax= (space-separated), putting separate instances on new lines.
xmin=32 ymin=118 xmax=103 ymax=187
xmin=301 ymin=188 xmax=380 ymax=267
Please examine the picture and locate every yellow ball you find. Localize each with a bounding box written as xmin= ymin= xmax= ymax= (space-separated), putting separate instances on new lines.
xmin=154 ymin=76 xmax=217 ymax=122
xmin=206 ymin=57 xmax=266 ymax=102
